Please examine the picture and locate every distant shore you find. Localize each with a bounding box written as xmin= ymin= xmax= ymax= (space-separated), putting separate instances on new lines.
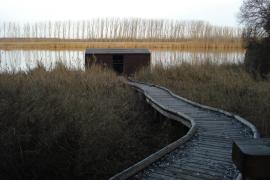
xmin=0 ymin=38 xmax=244 ymax=51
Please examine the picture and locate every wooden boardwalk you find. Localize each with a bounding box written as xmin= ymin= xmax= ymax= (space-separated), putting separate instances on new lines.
xmin=110 ymin=80 xmax=259 ymax=180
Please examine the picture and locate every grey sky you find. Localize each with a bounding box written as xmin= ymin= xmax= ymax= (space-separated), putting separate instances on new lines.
xmin=0 ymin=0 xmax=243 ymax=27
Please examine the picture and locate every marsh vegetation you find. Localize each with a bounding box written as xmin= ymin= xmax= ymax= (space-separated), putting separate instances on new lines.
xmin=0 ymin=65 xmax=186 ymax=179
xmin=136 ymin=63 xmax=270 ymax=137
xmin=0 ymin=6 xmax=269 ymax=178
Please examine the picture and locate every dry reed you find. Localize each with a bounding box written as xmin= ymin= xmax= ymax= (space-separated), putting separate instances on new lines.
xmin=135 ymin=63 xmax=270 ymax=137
xmin=0 ymin=64 xmax=185 ymax=179
xmin=0 ymin=40 xmax=244 ymax=50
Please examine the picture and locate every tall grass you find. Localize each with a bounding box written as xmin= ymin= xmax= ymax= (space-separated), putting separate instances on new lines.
xmin=0 ymin=19 xmax=242 ymax=42
xmin=135 ymin=63 xmax=270 ymax=137
xmin=0 ymin=65 xmax=185 ymax=179
xmin=0 ymin=40 xmax=243 ymax=50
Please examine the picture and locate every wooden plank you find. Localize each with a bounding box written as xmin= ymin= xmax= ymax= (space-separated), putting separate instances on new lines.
xmin=150 ymin=167 xmax=209 ymax=180
xmin=195 ymin=120 xmax=233 ymax=123
xmin=189 ymin=114 xmax=218 ymax=118
xmin=199 ymin=130 xmax=243 ymax=134
xmin=199 ymin=131 xmax=242 ymax=136
xmin=141 ymin=173 xmax=166 ymax=180
xmin=144 ymin=171 xmax=182 ymax=180
xmin=198 ymin=128 xmax=240 ymax=132
xmin=174 ymin=158 xmax=231 ymax=169
xmin=150 ymin=95 xmax=174 ymax=97
xmin=195 ymin=142 xmax=232 ymax=151
xmin=191 ymin=143 xmax=231 ymax=151
xmin=202 ymin=134 xmax=249 ymax=139
xmin=198 ymin=134 xmax=233 ymax=140
xmin=188 ymin=155 xmax=233 ymax=165
xmin=147 ymin=170 xmax=198 ymax=180
xmin=200 ymin=127 xmax=245 ymax=132
xmin=195 ymin=140 xmax=233 ymax=147
xmin=162 ymin=166 xmax=220 ymax=180
xmin=197 ymin=122 xmax=234 ymax=126
xmin=113 ymin=81 xmax=257 ymax=180
xmin=198 ymin=134 xmax=233 ymax=143
xmin=166 ymin=107 xmax=204 ymax=111
xmin=169 ymin=165 xmax=223 ymax=179
xmin=190 ymin=149 xmax=232 ymax=159
xmin=196 ymin=140 xmax=233 ymax=145
xmin=190 ymin=148 xmax=231 ymax=156
xmin=191 ymin=142 xmax=232 ymax=152
xmin=189 ymin=149 xmax=231 ymax=157
xmin=190 ymin=151 xmax=232 ymax=162
xmin=171 ymin=160 xmax=226 ymax=174
xmin=165 ymin=104 xmax=202 ymax=109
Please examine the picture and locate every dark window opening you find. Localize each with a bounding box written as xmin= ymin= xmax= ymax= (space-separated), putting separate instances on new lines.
xmin=113 ymin=55 xmax=124 ymax=74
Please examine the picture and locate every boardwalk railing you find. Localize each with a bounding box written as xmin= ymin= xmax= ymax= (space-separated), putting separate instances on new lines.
xmin=110 ymin=80 xmax=259 ymax=180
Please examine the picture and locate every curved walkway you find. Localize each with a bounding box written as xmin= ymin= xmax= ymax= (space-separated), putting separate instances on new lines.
xmin=111 ymin=80 xmax=259 ymax=180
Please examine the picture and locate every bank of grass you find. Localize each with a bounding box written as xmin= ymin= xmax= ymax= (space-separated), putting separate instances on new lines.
xmin=0 ymin=65 xmax=185 ymax=179
xmin=135 ymin=63 xmax=270 ymax=137
xmin=0 ymin=39 xmax=243 ymax=51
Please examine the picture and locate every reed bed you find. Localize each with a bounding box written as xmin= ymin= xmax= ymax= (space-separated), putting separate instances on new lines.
xmin=0 ymin=65 xmax=185 ymax=179
xmin=135 ymin=63 xmax=270 ymax=137
xmin=0 ymin=40 xmax=244 ymax=50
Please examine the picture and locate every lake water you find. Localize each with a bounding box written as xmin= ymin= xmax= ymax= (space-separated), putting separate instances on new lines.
xmin=0 ymin=49 xmax=245 ymax=72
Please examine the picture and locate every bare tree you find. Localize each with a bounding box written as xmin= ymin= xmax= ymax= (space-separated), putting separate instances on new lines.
xmin=239 ymin=0 xmax=270 ymax=38
xmin=0 ymin=18 xmax=242 ymax=46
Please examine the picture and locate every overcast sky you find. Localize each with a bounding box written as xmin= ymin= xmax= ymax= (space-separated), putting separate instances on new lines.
xmin=0 ymin=0 xmax=243 ymax=27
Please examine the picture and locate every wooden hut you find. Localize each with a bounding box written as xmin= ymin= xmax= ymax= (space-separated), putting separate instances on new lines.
xmin=85 ymin=48 xmax=151 ymax=75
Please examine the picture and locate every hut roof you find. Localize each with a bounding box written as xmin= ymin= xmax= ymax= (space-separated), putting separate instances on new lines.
xmin=85 ymin=48 xmax=150 ymax=55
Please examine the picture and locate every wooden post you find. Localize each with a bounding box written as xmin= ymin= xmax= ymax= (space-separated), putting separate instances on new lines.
xmin=232 ymin=139 xmax=270 ymax=180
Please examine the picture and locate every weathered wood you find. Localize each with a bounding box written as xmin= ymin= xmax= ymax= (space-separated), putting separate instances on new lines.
xmin=232 ymin=138 xmax=270 ymax=179
xmin=173 ymin=158 xmax=230 ymax=171
xmin=169 ymin=163 xmax=224 ymax=176
xmin=142 ymin=173 xmax=168 ymax=180
xmin=110 ymin=80 xmax=259 ymax=180
xmin=195 ymin=141 xmax=233 ymax=148
xmin=162 ymin=166 xmax=221 ymax=180
xmin=190 ymin=149 xmax=231 ymax=157
xmin=197 ymin=138 xmax=232 ymax=144
xmin=191 ymin=154 xmax=232 ymax=164
xmin=194 ymin=141 xmax=232 ymax=149
xmin=149 ymin=168 xmax=206 ymax=180
xmin=191 ymin=149 xmax=232 ymax=158
xmin=198 ymin=134 xmax=233 ymax=139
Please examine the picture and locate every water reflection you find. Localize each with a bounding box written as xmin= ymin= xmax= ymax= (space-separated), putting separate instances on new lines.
xmin=0 ymin=50 xmax=84 ymax=72
xmin=0 ymin=50 xmax=245 ymax=72
xmin=152 ymin=51 xmax=245 ymax=66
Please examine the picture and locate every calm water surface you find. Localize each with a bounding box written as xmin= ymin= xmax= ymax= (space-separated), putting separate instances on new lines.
xmin=0 ymin=50 xmax=245 ymax=72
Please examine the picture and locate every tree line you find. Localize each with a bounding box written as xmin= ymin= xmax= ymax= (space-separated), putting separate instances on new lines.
xmin=0 ymin=18 xmax=242 ymax=41
xmin=239 ymin=0 xmax=270 ymax=77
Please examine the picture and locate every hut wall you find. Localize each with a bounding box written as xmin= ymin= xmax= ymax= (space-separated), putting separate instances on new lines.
xmin=85 ymin=53 xmax=150 ymax=75
xmin=85 ymin=54 xmax=113 ymax=68
xmin=123 ymin=54 xmax=150 ymax=75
